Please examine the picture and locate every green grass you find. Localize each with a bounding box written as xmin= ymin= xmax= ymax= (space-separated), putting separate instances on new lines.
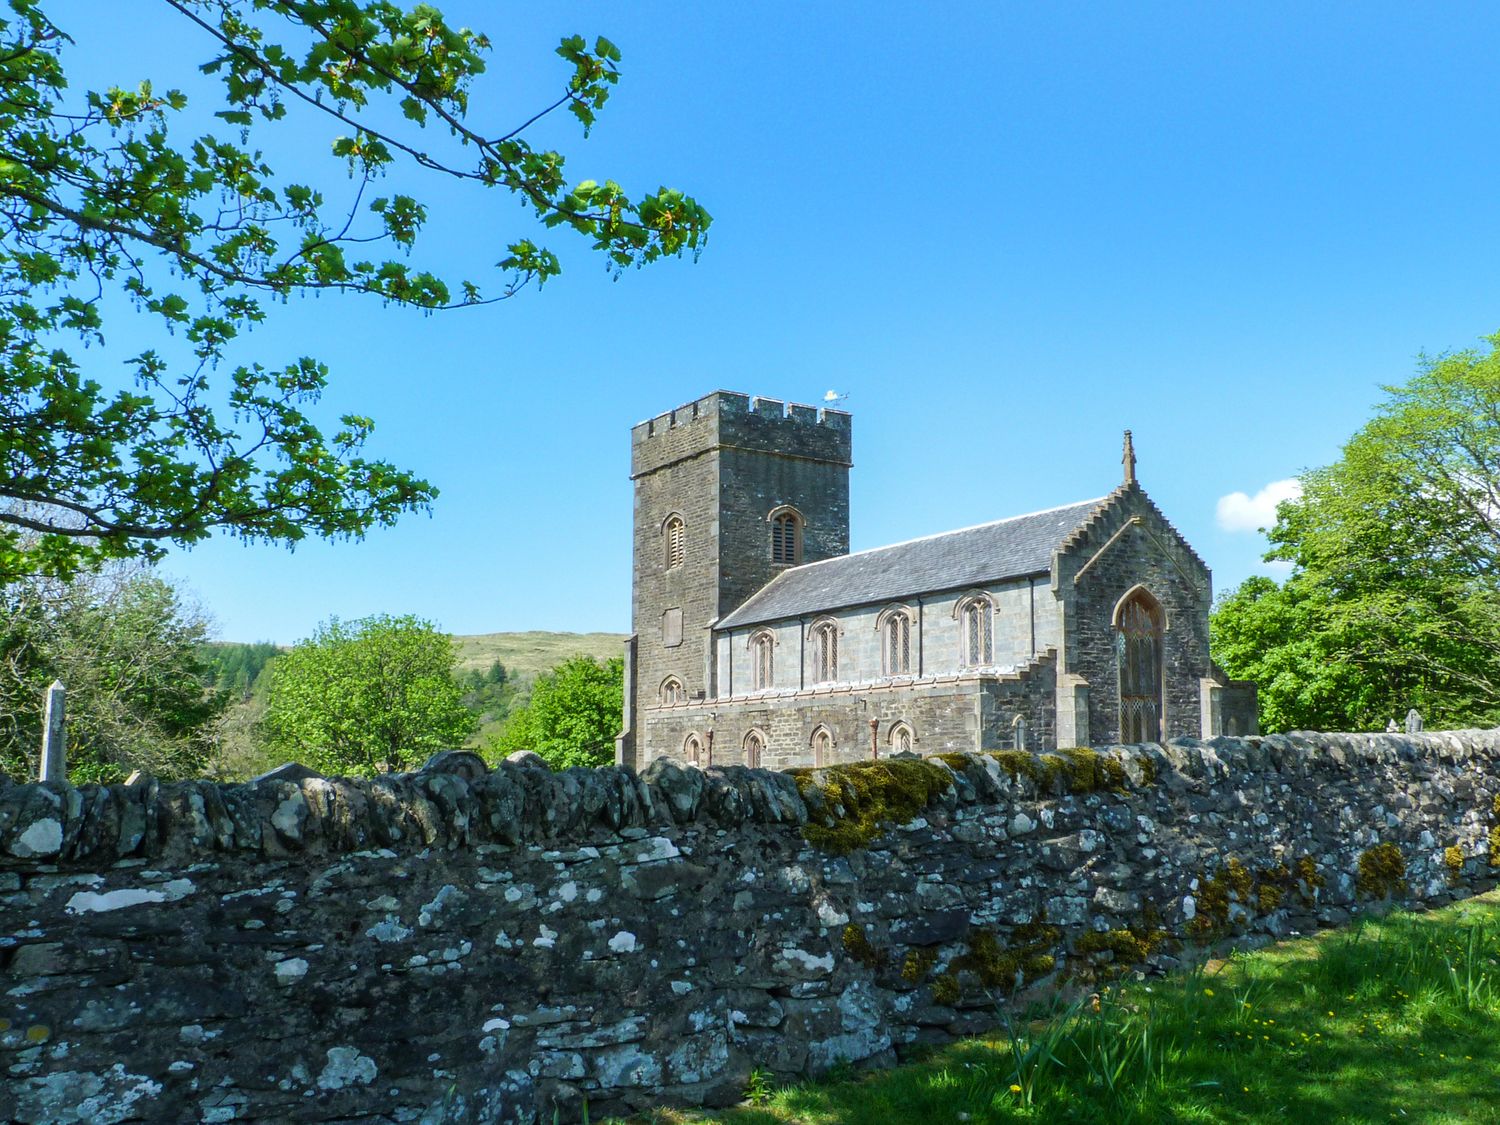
xmin=451 ymin=630 xmax=624 ymax=678
xmin=642 ymin=892 xmax=1500 ymax=1124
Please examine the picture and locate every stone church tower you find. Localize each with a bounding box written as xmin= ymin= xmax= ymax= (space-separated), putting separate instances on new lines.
xmin=618 ymin=392 xmax=852 ymax=768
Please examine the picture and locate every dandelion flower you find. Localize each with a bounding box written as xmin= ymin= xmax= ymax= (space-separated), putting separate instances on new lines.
xmin=1204 ymin=988 xmax=1215 ymax=997
xmin=1009 ymin=1084 xmax=1023 ymax=1095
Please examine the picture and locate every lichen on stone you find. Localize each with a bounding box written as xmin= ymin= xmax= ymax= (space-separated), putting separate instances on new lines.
xmin=841 ymin=923 xmax=882 ymax=969
xmin=945 ymin=918 xmax=1061 ymax=998
xmin=1445 ymin=845 xmax=1465 ymax=884
xmin=899 ymin=948 xmax=936 ymax=985
xmin=1356 ymin=842 xmax=1407 ymax=899
xmin=791 ymin=758 xmax=956 ymax=854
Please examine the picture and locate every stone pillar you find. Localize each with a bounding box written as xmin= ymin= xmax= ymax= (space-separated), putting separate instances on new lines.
xmin=1200 ymin=677 xmax=1224 ymax=738
xmin=615 ymin=636 xmax=637 ymax=768
xmin=1055 ymin=674 xmax=1089 ymax=749
xmin=40 ymin=679 xmax=65 ymax=782
xmin=1405 ymin=708 xmax=1423 ymax=734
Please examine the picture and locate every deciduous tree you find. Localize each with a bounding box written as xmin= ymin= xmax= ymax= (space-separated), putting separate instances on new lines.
xmin=492 ymin=654 xmax=622 ymax=769
xmin=1212 ymin=334 xmax=1500 ymax=731
xmin=0 ymin=1 xmax=709 ymax=580
xmin=262 ymin=613 xmax=475 ymax=775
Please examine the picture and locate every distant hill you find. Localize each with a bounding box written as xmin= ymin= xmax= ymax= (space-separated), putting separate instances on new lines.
xmin=451 ymin=631 xmax=626 ymax=682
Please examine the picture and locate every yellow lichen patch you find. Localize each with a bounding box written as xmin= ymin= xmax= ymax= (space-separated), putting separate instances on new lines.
xmin=946 ymin=918 xmax=1062 ymax=998
xmin=842 ymin=923 xmax=883 ymax=969
xmin=1357 ymin=843 xmax=1408 ymax=899
xmin=900 ymin=948 xmax=937 ymax=984
xmin=1188 ymin=857 xmax=1255 ymax=940
xmin=1294 ymin=855 xmax=1326 ymax=902
xmin=793 ymin=758 xmax=957 ymax=854
xmin=932 ymin=972 xmax=961 ymax=1005
xmin=24 ymin=1025 xmax=49 ymax=1043
xmin=1445 ymin=845 xmax=1465 ymax=885
xmin=1490 ymin=826 xmax=1500 ymax=869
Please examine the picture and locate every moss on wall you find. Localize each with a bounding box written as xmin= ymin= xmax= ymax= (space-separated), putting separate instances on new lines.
xmin=1357 ymin=843 xmax=1407 ymax=899
xmin=791 ymin=758 xmax=956 ymax=854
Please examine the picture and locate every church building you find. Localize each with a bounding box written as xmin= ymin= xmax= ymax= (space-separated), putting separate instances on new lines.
xmin=616 ymin=391 xmax=1256 ymax=771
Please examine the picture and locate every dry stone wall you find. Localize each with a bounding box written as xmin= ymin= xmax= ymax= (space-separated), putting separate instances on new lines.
xmin=3 ymin=732 xmax=1500 ymax=1124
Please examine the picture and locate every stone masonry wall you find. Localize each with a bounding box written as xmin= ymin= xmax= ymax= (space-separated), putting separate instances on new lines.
xmin=4 ymin=731 xmax=1500 ymax=1124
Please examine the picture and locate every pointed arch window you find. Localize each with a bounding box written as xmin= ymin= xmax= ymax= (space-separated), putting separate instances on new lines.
xmin=744 ymin=729 xmax=766 ymax=769
xmin=768 ymin=506 xmax=804 ymax=566
xmin=683 ymin=732 xmax=703 ymax=767
xmin=749 ymin=630 xmax=775 ymax=691
xmin=810 ymin=618 xmax=839 ymax=683
xmin=664 ymin=514 xmax=686 ymax=569
xmin=1116 ymin=587 xmax=1165 ymax=743
xmin=878 ymin=606 xmax=913 ymax=675
xmin=887 ymin=721 xmax=914 ymax=755
xmin=811 ymin=726 xmax=834 ymax=768
xmin=1011 ymin=714 xmax=1029 ymax=752
xmin=957 ymin=594 xmax=994 ymax=667
xmin=659 ymin=676 xmax=685 ymax=706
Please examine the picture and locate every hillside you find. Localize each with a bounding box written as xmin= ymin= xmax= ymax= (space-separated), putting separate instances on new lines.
xmin=451 ymin=631 xmax=626 ymax=681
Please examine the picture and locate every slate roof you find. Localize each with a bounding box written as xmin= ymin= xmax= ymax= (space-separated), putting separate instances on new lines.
xmin=717 ymin=496 xmax=1109 ymax=630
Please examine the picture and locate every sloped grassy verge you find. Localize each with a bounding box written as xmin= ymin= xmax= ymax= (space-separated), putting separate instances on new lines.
xmin=640 ymin=891 xmax=1500 ymax=1125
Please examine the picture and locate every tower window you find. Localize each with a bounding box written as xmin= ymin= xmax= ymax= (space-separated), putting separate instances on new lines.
xmin=768 ymin=506 xmax=804 ymax=565
xmin=810 ymin=618 xmax=839 ymax=683
xmin=660 ymin=676 xmax=685 ymax=705
xmin=880 ymin=607 xmax=913 ymax=675
xmin=958 ymin=594 xmax=994 ymax=666
xmin=749 ymin=630 xmax=774 ymax=691
xmin=664 ymin=515 xmax=686 ymax=569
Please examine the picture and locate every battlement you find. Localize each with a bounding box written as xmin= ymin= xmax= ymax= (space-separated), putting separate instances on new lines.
xmin=631 ymin=390 xmax=852 ymax=477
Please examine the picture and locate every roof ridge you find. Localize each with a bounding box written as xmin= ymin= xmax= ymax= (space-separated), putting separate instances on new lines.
xmin=768 ymin=495 xmax=1109 ymax=578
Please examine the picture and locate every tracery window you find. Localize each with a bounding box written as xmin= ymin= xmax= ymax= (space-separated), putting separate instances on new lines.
xmin=811 ymin=726 xmax=833 ymax=768
xmin=749 ymin=630 xmax=774 ymax=691
xmin=880 ymin=607 xmax=913 ymax=675
xmin=769 ymin=506 xmax=804 ymax=565
xmin=810 ymin=618 xmax=839 ymax=683
xmin=888 ymin=721 xmax=914 ymax=755
xmin=683 ymin=732 xmax=703 ymax=767
xmin=1116 ymin=588 xmax=1165 ymax=743
xmin=744 ymin=729 xmax=766 ymax=768
xmin=958 ymin=594 xmax=994 ymax=666
xmin=664 ymin=514 xmax=686 ymax=569
xmin=660 ymin=676 xmax=685 ymax=705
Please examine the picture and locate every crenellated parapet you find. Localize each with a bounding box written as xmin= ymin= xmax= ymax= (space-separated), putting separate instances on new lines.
xmin=630 ymin=391 xmax=851 ymax=478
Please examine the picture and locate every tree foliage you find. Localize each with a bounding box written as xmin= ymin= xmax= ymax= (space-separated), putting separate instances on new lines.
xmin=0 ymin=1 xmax=710 ymax=580
xmin=262 ymin=612 xmax=475 ymax=775
xmin=492 ymin=654 xmax=622 ymax=769
xmin=1211 ymin=334 xmax=1500 ymax=732
xmin=0 ymin=561 xmax=226 ymax=782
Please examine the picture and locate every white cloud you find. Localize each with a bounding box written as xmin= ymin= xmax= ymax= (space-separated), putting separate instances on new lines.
xmin=1215 ymin=478 xmax=1303 ymax=534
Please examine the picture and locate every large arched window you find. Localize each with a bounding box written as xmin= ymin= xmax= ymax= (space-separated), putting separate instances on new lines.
xmin=877 ymin=606 xmax=914 ymax=675
xmin=1115 ymin=587 xmax=1165 ymax=743
xmin=663 ymin=514 xmax=686 ymax=569
xmin=957 ymin=593 xmax=994 ymax=666
xmin=811 ymin=725 xmax=834 ymax=768
xmin=744 ymin=729 xmax=766 ymax=768
xmin=659 ymin=676 xmax=685 ymax=705
xmin=810 ymin=618 xmax=839 ymax=683
xmin=887 ymin=721 xmax=914 ymax=755
xmin=683 ymin=732 xmax=703 ymax=767
xmin=768 ymin=505 xmax=804 ymax=566
xmin=749 ymin=630 xmax=774 ymax=691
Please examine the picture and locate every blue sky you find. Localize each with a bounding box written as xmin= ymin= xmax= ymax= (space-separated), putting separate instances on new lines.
xmin=59 ymin=2 xmax=1500 ymax=643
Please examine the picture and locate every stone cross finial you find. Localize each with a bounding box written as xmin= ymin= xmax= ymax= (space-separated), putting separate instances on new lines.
xmin=1122 ymin=430 xmax=1136 ymax=485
